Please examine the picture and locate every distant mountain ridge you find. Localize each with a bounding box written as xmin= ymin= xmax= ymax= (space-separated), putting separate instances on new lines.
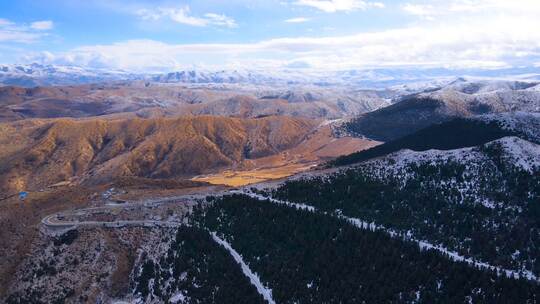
xmin=0 ymin=63 xmax=138 ymax=87
xmin=0 ymin=82 xmax=391 ymax=122
xmin=3 ymin=63 xmax=540 ymax=87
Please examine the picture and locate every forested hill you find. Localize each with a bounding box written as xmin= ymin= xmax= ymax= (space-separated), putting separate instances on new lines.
xmin=341 ymin=97 xmax=454 ymax=141
xmin=331 ymin=112 xmax=540 ymax=167
xmin=189 ymin=195 xmax=539 ymax=303
xmin=274 ymin=136 xmax=540 ymax=279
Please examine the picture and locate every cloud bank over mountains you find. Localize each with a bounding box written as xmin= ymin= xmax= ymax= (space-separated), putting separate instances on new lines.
xmin=2 ymin=0 xmax=540 ymax=72
xmin=28 ymin=19 xmax=540 ymax=72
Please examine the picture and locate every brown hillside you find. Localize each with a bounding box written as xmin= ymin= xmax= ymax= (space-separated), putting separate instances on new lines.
xmin=0 ymin=115 xmax=318 ymax=193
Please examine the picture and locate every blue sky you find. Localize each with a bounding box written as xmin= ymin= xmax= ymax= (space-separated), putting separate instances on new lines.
xmin=1 ymin=0 xmax=540 ymax=72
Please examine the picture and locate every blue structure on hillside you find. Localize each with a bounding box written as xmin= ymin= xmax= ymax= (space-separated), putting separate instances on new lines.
xmin=19 ymin=191 xmax=28 ymax=200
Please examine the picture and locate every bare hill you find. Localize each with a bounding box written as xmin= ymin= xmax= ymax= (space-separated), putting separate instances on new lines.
xmin=0 ymin=115 xmax=319 ymax=193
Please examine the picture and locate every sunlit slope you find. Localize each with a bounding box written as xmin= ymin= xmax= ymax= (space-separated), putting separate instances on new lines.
xmin=0 ymin=115 xmax=318 ymax=193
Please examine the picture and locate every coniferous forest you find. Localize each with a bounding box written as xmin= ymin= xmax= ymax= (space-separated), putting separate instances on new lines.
xmin=274 ymin=145 xmax=540 ymax=277
xmin=188 ymin=195 xmax=539 ymax=303
xmin=131 ymin=226 xmax=266 ymax=303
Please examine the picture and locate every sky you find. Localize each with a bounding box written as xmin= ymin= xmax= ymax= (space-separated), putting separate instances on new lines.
xmin=1 ymin=0 xmax=540 ymax=72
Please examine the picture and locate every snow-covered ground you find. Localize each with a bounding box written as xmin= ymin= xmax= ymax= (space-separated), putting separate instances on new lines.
xmin=374 ymin=136 xmax=539 ymax=174
xmin=169 ymin=292 xmax=186 ymax=304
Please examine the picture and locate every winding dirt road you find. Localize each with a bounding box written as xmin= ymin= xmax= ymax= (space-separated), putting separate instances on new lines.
xmin=40 ymin=195 xmax=206 ymax=234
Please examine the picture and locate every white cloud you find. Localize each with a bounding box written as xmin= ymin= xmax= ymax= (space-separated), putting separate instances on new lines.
xmin=204 ymin=13 xmax=238 ymax=28
xmin=166 ymin=7 xmax=208 ymax=27
xmin=27 ymin=13 xmax=540 ymax=72
xmin=402 ymin=4 xmax=434 ymax=18
xmin=136 ymin=6 xmax=237 ymax=28
xmin=294 ymin=0 xmax=385 ymax=13
xmin=403 ymin=0 xmax=540 ymax=19
xmin=285 ymin=17 xmax=311 ymax=23
xmin=446 ymin=0 xmax=540 ymax=13
xmin=30 ymin=20 xmax=54 ymax=31
xmin=0 ymin=18 xmax=53 ymax=43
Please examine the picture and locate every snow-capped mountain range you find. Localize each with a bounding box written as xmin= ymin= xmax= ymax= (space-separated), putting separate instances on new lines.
xmin=3 ymin=63 xmax=540 ymax=88
xmin=0 ymin=63 xmax=140 ymax=87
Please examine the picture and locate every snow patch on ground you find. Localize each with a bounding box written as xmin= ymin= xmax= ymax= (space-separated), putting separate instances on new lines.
xmin=343 ymin=212 xmax=538 ymax=282
xmin=478 ymin=112 xmax=540 ymax=143
xmin=211 ymin=233 xmax=276 ymax=304
xmin=237 ymin=190 xmax=539 ymax=283
xmin=382 ymin=136 xmax=540 ymax=173
xmin=169 ymin=292 xmax=187 ymax=303
xmin=231 ymin=190 xmax=315 ymax=211
xmin=490 ymin=136 xmax=540 ymax=172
